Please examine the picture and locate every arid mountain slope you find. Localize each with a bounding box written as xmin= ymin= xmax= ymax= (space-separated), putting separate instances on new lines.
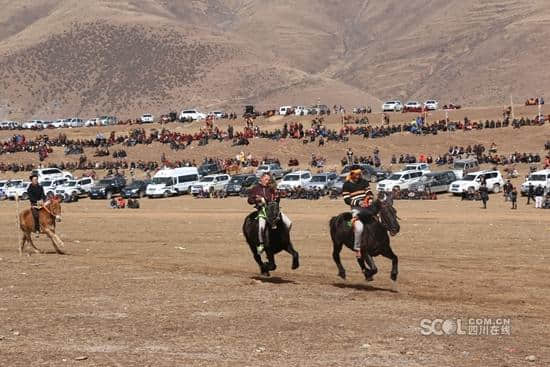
xmin=0 ymin=0 xmax=549 ymax=119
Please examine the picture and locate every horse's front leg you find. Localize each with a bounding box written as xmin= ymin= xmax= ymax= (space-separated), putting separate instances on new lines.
xmin=251 ymin=251 xmax=269 ymax=276
xmin=265 ymin=250 xmax=277 ymax=272
xmin=362 ymin=254 xmax=378 ymax=281
xmin=285 ymin=241 xmax=300 ymax=270
xmin=44 ymin=228 xmax=65 ymax=255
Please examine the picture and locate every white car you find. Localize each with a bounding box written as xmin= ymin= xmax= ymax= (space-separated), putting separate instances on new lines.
xmin=208 ymin=111 xmax=225 ymax=119
xmin=85 ymin=118 xmax=100 ymax=127
xmin=376 ymin=171 xmax=424 ymax=192
xmin=255 ymin=163 xmax=284 ymax=179
xmin=141 ymin=114 xmax=154 ymax=123
xmin=99 ymin=116 xmax=117 ymax=125
xmin=402 ymin=163 xmax=431 ymax=174
xmin=404 ymin=101 xmax=422 ymax=110
xmin=69 ymin=118 xmax=84 ymax=128
xmin=51 ymin=119 xmax=67 ymax=128
xmin=424 ymin=100 xmax=439 ymax=110
xmin=277 ymin=171 xmax=313 ymax=190
xmin=190 ymin=174 xmax=231 ymax=195
xmin=0 ymin=121 xmax=15 ymax=129
xmin=520 ymin=169 xmax=550 ymax=196
xmin=42 ymin=180 xmax=59 ymax=197
xmin=55 ymin=180 xmax=82 ymax=198
xmin=6 ymin=181 xmax=31 ymax=200
xmin=179 ymin=109 xmax=206 ymax=121
xmin=448 ymin=170 xmax=505 ymax=195
xmin=77 ymin=177 xmax=95 ymax=194
xmin=295 ymin=106 xmax=309 ymax=116
xmin=31 ymin=168 xmax=73 ymax=183
xmin=382 ymin=101 xmax=403 ymax=112
xmin=22 ymin=120 xmax=44 ymax=129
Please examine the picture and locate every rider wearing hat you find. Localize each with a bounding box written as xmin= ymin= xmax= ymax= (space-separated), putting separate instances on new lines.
xmin=247 ymin=172 xmax=292 ymax=254
xmin=27 ymin=174 xmax=46 ymax=234
xmin=342 ymin=165 xmax=376 ymax=257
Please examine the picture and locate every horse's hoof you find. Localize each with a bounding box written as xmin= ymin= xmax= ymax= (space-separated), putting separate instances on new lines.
xmin=338 ymin=272 xmax=346 ymax=280
xmin=365 ymin=276 xmax=374 ymax=282
xmin=391 ymin=280 xmax=398 ymax=292
xmin=291 ymin=260 xmax=299 ymax=270
xmin=261 ymin=271 xmax=270 ymax=277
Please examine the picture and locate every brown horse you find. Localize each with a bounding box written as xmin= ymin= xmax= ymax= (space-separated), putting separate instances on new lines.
xmin=18 ymin=197 xmax=65 ymax=255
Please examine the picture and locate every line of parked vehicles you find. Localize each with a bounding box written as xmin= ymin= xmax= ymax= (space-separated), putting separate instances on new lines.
xmin=0 ymin=116 xmax=118 ymax=130
xmin=2 ymin=160 xmax=549 ymax=202
xmin=382 ymin=100 xmax=440 ymax=112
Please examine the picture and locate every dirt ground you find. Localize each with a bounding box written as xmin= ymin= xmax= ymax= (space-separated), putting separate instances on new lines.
xmin=1 ymin=193 xmax=549 ymax=366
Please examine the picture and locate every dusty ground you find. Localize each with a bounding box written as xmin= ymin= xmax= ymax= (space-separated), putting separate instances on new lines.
xmin=1 ymin=193 xmax=549 ymax=366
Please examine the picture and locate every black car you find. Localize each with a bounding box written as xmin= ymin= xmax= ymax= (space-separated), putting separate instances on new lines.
xmin=89 ymin=176 xmax=127 ymax=199
xmin=341 ymin=164 xmax=389 ymax=182
xmin=121 ymin=179 xmax=150 ymax=198
xmin=198 ymin=163 xmax=224 ymax=176
xmin=225 ymin=174 xmax=258 ymax=196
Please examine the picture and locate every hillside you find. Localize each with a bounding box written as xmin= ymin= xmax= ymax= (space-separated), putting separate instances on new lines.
xmin=0 ymin=0 xmax=549 ymax=119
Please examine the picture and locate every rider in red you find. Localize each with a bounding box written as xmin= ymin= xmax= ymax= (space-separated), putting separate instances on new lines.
xmin=247 ymin=173 xmax=292 ymax=254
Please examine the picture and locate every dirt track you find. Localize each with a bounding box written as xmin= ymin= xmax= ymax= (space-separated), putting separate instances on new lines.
xmin=1 ymin=194 xmax=549 ymax=366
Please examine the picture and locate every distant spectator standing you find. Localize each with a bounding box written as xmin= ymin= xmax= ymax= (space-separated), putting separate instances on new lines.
xmin=346 ymin=148 xmax=354 ymax=165
xmin=534 ymin=185 xmax=545 ymax=208
xmin=510 ymin=187 xmax=518 ymax=209
xmin=503 ymin=180 xmax=513 ymax=202
xmin=479 ymin=183 xmax=489 ymax=209
xmin=527 ymin=183 xmax=535 ymax=205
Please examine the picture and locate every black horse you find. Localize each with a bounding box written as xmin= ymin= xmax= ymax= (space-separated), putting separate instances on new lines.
xmin=329 ymin=198 xmax=400 ymax=283
xmin=243 ymin=201 xmax=300 ymax=276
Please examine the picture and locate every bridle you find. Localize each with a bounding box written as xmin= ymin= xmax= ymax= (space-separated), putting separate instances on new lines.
xmin=377 ymin=199 xmax=400 ymax=236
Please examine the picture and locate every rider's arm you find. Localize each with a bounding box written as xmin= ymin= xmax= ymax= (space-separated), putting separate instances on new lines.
xmin=247 ymin=186 xmax=259 ymax=205
xmin=342 ymin=182 xmax=352 ymax=206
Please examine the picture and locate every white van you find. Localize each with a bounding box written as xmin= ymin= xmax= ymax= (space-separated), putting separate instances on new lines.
xmin=277 ymin=170 xmax=313 ymax=190
xmin=521 ymin=169 xmax=550 ymax=196
xmin=146 ymin=167 xmax=200 ymax=198
xmin=279 ymin=106 xmax=295 ymax=116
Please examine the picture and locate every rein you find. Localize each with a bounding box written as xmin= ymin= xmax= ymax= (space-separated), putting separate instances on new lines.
xmin=37 ymin=202 xmax=56 ymax=218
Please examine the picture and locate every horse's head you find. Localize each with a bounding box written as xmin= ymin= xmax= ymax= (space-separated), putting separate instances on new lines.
xmin=46 ymin=196 xmax=62 ymax=222
xmin=377 ymin=196 xmax=400 ymax=236
xmin=265 ymin=201 xmax=281 ymax=229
